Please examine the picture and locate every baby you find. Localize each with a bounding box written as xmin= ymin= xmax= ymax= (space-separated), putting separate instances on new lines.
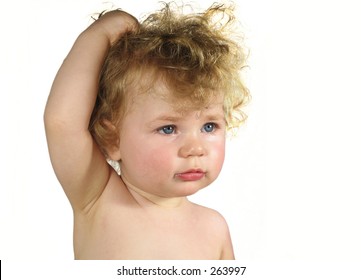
xmin=44 ymin=2 xmax=248 ymax=259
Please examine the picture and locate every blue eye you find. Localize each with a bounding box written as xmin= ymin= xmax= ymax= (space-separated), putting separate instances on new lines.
xmin=202 ymin=123 xmax=216 ymax=133
xmin=159 ymin=125 xmax=175 ymax=134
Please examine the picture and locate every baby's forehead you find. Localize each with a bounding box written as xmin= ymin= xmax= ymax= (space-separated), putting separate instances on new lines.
xmin=128 ymin=70 xmax=225 ymax=109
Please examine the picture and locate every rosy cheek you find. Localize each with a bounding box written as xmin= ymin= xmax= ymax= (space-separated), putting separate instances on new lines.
xmin=211 ymin=140 xmax=226 ymax=169
xmin=140 ymin=145 xmax=173 ymax=175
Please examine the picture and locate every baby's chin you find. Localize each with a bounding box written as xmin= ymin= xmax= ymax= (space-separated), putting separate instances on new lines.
xmin=169 ymin=181 xmax=211 ymax=198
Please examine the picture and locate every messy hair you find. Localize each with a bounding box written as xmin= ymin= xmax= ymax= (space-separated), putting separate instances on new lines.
xmin=89 ymin=2 xmax=250 ymax=155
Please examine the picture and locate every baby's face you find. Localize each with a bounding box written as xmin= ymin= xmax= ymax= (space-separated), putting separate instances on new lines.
xmin=117 ymin=89 xmax=226 ymax=200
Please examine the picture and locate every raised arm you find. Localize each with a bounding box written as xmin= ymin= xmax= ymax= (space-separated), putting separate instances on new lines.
xmin=44 ymin=11 xmax=138 ymax=212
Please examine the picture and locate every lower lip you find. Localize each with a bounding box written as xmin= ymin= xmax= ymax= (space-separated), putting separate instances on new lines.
xmin=175 ymin=172 xmax=205 ymax=181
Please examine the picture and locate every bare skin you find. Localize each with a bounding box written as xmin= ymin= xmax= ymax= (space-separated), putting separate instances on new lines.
xmin=44 ymin=10 xmax=234 ymax=260
xmin=74 ymin=171 xmax=234 ymax=259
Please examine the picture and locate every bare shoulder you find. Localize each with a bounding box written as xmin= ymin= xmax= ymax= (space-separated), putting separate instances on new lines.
xmin=190 ymin=202 xmax=228 ymax=228
xmin=189 ymin=202 xmax=235 ymax=259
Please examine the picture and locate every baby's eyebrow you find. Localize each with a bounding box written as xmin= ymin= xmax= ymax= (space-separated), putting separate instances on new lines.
xmin=204 ymin=113 xmax=225 ymax=121
xmin=146 ymin=115 xmax=183 ymax=127
xmin=151 ymin=115 xmax=183 ymax=122
xmin=147 ymin=111 xmax=225 ymax=126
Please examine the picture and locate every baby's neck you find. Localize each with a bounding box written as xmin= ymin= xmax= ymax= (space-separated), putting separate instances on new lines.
xmin=121 ymin=176 xmax=188 ymax=209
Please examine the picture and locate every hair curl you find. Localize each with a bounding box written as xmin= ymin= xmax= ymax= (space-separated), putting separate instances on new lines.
xmin=89 ymin=2 xmax=250 ymax=156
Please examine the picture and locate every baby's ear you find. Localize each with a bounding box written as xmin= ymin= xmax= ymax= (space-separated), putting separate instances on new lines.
xmin=106 ymin=144 xmax=122 ymax=162
xmin=102 ymin=120 xmax=122 ymax=161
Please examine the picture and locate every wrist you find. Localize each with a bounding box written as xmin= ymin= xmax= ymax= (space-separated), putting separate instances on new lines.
xmin=78 ymin=26 xmax=111 ymax=48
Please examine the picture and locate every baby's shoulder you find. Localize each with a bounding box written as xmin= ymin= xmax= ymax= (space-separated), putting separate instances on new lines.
xmin=189 ymin=202 xmax=234 ymax=259
xmin=189 ymin=202 xmax=230 ymax=233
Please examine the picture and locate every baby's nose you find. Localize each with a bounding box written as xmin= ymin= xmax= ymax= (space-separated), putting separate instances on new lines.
xmin=178 ymin=135 xmax=206 ymax=158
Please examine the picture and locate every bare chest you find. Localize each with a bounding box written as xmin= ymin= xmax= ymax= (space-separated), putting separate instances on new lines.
xmin=74 ymin=206 xmax=220 ymax=259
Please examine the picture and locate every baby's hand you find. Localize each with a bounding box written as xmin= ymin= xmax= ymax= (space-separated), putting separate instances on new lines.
xmin=88 ymin=10 xmax=139 ymax=44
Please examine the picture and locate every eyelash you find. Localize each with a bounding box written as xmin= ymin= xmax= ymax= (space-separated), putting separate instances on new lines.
xmin=157 ymin=122 xmax=219 ymax=135
xmin=158 ymin=125 xmax=176 ymax=135
xmin=202 ymin=122 xmax=218 ymax=133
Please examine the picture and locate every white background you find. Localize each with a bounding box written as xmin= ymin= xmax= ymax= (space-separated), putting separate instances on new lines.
xmin=1 ymin=0 xmax=360 ymax=276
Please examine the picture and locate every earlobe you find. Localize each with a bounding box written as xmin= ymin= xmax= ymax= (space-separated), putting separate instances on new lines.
xmin=106 ymin=145 xmax=122 ymax=161
xmin=103 ymin=119 xmax=122 ymax=161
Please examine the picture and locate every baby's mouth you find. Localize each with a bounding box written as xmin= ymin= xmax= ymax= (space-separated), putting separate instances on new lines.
xmin=175 ymin=169 xmax=205 ymax=181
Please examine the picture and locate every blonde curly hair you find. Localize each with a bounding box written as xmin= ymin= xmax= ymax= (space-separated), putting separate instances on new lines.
xmin=89 ymin=2 xmax=249 ymax=156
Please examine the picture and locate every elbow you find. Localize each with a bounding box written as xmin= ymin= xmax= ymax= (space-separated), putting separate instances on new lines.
xmin=43 ymin=103 xmax=70 ymax=134
xmin=44 ymin=111 xmax=67 ymax=135
xmin=44 ymin=104 xmax=89 ymax=136
xmin=44 ymin=105 xmax=59 ymax=129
